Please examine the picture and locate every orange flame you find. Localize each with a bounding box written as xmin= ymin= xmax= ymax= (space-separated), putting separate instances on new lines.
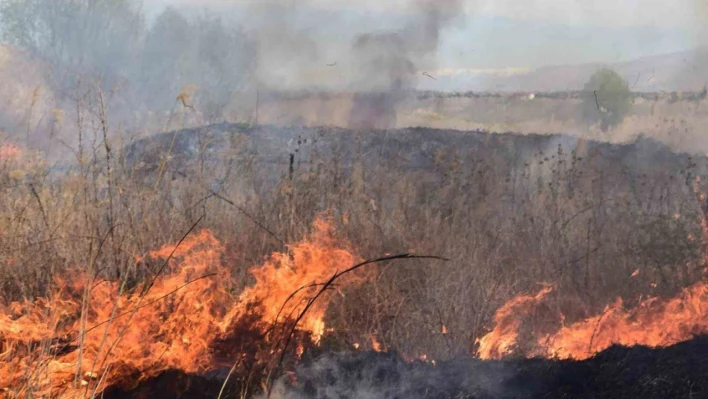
xmin=476 ymin=286 xmax=553 ymax=359
xmin=369 ymin=334 xmax=382 ymax=352
xmin=540 ymin=282 xmax=708 ymax=359
xmin=0 ymin=142 xmax=22 ymax=162
xmin=480 ymin=184 xmax=708 ymax=361
xmin=477 ymin=282 xmax=708 ymax=360
xmin=223 ymin=218 xmax=363 ymax=343
xmin=0 ymin=218 xmax=366 ymax=397
xmin=1 ymin=229 xmax=227 ymax=397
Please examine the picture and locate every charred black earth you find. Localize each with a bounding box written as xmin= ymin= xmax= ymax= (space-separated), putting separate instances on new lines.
xmin=123 ymin=123 xmax=703 ymax=173
xmin=103 ymin=336 xmax=708 ymax=399
xmin=120 ymin=122 xmax=708 ymax=193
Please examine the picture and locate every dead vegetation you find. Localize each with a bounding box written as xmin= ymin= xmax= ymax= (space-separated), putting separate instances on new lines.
xmin=0 ymin=1 xmax=706 ymax=397
xmin=2 ymin=106 xmax=707 ymax=353
xmin=0 ymin=69 xmax=708 ymax=397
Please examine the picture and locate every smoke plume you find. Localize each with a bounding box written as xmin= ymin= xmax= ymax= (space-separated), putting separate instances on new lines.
xmin=237 ymin=0 xmax=464 ymax=129
xmin=696 ymin=0 xmax=708 ymax=46
xmin=0 ymin=0 xmax=464 ymax=137
xmin=348 ymin=0 xmax=464 ymax=129
xmin=261 ymin=351 xmax=515 ymax=399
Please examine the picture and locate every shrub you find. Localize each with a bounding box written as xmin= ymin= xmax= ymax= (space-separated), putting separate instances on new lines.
xmin=582 ymin=68 xmax=632 ymax=132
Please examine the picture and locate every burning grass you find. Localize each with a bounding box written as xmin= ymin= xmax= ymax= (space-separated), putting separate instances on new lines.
xmin=477 ymin=281 xmax=708 ymax=360
xmin=0 ymin=219 xmax=369 ymax=398
xmin=3 ymin=119 xmax=708 ymax=397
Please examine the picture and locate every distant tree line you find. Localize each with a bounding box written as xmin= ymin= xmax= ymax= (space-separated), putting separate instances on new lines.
xmin=0 ymin=0 xmax=256 ymax=120
xmin=418 ymin=67 xmax=707 ymax=133
xmin=416 ymin=89 xmax=708 ymax=102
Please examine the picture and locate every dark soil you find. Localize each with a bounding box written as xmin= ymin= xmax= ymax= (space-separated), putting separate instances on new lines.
xmin=103 ymin=335 xmax=708 ymax=399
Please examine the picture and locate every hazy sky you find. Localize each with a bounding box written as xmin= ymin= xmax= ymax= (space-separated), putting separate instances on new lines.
xmin=145 ymin=0 xmax=705 ymax=69
xmin=150 ymin=0 xmax=700 ymax=26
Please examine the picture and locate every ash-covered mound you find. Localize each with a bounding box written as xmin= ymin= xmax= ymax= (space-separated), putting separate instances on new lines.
xmin=121 ymin=123 xmax=706 ymax=187
xmin=103 ymin=336 xmax=708 ymax=399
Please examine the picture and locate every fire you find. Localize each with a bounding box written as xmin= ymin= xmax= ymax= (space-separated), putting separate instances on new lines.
xmin=477 ymin=282 xmax=708 ymax=360
xmin=540 ymin=282 xmax=708 ymax=360
xmin=0 ymin=142 xmax=22 ymax=162
xmin=223 ymin=218 xmax=363 ymax=343
xmin=476 ymin=286 xmax=553 ymax=360
xmin=369 ymin=334 xmax=382 ymax=352
xmin=479 ymin=183 xmax=708 ymax=361
xmin=0 ymin=218 xmax=366 ymax=397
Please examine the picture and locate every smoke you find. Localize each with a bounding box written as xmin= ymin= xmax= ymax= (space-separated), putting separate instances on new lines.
xmin=230 ymin=0 xmax=464 ymax=129
xmin=347 ymin=33 xmax=414 ymax=129
xmin=347 ymin=0 xmax=464 ymax=129
xmin=184 ymin=0 xmax=464 ymax=129
xmin=0 ymin=0 xmax=466 ymax=136
xmin=260 ymin=351 xmax=518 ymax=399
xmin=695 ymin=0 xmax=708 ymax=46
xmin=246 ymin=2 xmax=321 ymax=91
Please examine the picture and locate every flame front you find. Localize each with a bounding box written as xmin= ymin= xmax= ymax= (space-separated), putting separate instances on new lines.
xmin=224 ymin=219 xmax=363 ymax=343
xmin=0 ymin=218 xmax=364 ymax=397
xmin=479 ymin=183 xmax=708 ymax=361
xmin=541 ymin=282 xmax=708 ymax=360
xmin=476 ymin=286 xmax=553 ymax=359
xmin=477 ymin=282 xmax=708 ymax=360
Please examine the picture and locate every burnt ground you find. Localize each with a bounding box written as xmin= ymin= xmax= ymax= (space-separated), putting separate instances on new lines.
xmin=121 ymin=122 xmax=708 ymax=184
xmin=103 ymin=335 xmax=708 ymax=399
xmin=117 ymin=122 xmax=708 ymax=210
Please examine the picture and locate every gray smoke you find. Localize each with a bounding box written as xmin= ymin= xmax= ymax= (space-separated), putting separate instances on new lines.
xmin=235 ymin=0 xmax=464 ymax=129
xmin=348 ymin=0 xmax=464 ymax=129
xmin=696 ymin=0 xmax=708 ymax=46
xmin=259 ymin=351 xmax=518 ymax=399
xmin=0 ymin=0 xmax=464 ymax=150
xmin=347 ymin=33 xmax=414 ymax=129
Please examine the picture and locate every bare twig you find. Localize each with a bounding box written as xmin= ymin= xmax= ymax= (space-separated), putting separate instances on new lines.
xmin=83 ymin=272 xmax=217 ymax=336
xmin=28 ymin=184 xmax=50 ymax=230
xmin=210 ymin=189 xmax=285 ymax=247
xmin=90 ymin=215 xmax=204 ymax=388
xmin=587 ymin=305 xmax=614 ymax=356
xmin=266 ymin=253 xmax=449 ymax=399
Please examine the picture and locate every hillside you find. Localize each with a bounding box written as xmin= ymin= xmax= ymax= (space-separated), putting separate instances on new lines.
xmin=429 ymin=47 xmax=708 ymax=93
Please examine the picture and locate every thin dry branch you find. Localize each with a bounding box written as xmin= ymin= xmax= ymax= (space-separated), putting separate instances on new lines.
xmin=266 ymin=253 xmax=449 ymax=399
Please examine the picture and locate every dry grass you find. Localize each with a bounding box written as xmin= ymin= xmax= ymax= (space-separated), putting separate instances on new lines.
xmin=1 ymin=86 xmax=707 ymax=396
xmin=238 ymin=92 xmax=708 ymax=155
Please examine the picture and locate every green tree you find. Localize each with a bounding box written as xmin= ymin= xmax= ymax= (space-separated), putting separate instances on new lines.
xmin=582 ymin=68 xmax=632 ymax=132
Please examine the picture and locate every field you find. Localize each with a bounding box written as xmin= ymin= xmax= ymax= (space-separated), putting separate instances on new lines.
xmin=249 ymin=91 xmax=708 ymax=154
xmin=3 ymin=0 xmax=708 ymax=396
xmin=3 ymin=116 xmax=708 ymax=397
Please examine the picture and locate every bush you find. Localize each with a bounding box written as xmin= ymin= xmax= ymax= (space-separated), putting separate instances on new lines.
xmin=582 ymin=68 xmax=632 ymax=132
